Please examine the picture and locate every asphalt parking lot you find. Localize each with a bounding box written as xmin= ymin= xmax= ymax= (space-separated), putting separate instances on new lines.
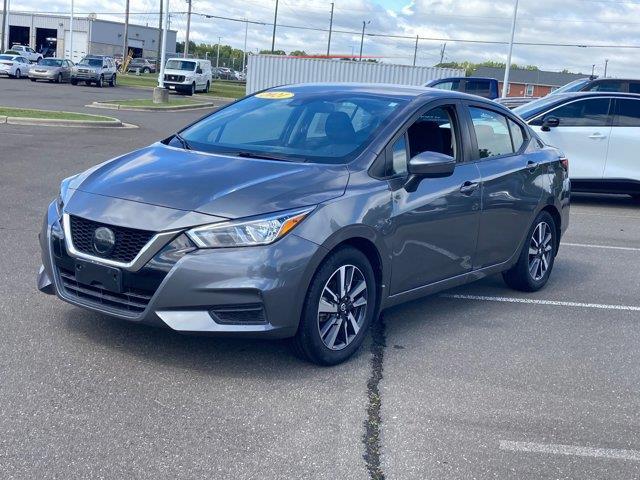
xmin=1 ymin=79 xmax=640 ymax=479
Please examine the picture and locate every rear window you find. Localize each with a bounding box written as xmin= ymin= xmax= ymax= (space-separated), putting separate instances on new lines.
xmin=0 ymin=55 xmax=14 ymax=60
xmin=465 ymin=80 xmax=493 ymax=98
xmin=40 ymin=59 xmax=63 ymax=66
xmin=469 ymin=107 xmax=514 ymax=158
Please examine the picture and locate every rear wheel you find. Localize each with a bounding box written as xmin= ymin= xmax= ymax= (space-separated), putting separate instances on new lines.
xmin=109 ymin=74 xmax=117 ymax=87
xmin=204 ymin=81 xmax=210 ymax=93
xmin=14 ymin=69 xmax=21 ymax=79
xmin=56 ymin=73 xmax=62 ymax=83
xmin=503 ymin=210 xmax=557 ymax=292
xmin=71 ymin=79 xmax=78 ymax=85
xmin=30 ymin=78 xmax=37 ymax=82
xmin=292 ymin=247 xmax=377 ymax=366
xmin=96 ymin=75 xmax=104 ymax=88
xmin=143 ymin=67 xmax=150 ymax=74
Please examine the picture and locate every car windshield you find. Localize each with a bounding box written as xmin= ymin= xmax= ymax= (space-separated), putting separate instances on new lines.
xmin=78 ymin=58 xmax=102 ymax=67
xmin=549 ymin=79 xmax=589 ymax=96
xmin=41 ymin=59 xmax=63 ymax=67
xmin=513 ymin=95 xmax=567 ymax=120
xmin=179 ymin=91 xmax=408 ymax=164
xmin=0 ymin=55 xmax=15 ymax=60
xmin=166 ymin=60 xmax=195 ymax=71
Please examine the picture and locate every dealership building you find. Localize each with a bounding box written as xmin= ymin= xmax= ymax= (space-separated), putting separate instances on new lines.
xmin=1 ymin=12 xmax=177 ymax=62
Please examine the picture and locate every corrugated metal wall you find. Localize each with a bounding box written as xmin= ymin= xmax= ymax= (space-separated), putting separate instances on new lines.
xmin=247 ymin=55 xmax=465 ymax=94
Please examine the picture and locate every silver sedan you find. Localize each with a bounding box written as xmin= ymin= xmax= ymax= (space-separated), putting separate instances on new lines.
xmin=28 ymin=58 xmax=74 ymax=83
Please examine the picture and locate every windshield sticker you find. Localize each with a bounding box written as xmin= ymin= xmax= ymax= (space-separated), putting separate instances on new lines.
xmin=255 ymin=91 xmax=295 ymax=99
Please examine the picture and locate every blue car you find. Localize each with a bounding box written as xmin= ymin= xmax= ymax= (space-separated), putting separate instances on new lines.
xmin=38 ymin=83 xmax=570 ymax=365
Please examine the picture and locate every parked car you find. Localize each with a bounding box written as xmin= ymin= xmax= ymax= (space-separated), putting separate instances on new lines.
xmin=216 ymin=67 xmax=235 ymax=80
xmin=550 ymin=77 xmax=640 ymax=96
xmin=127 ymin=58 xmax=156 ymax=74
xmin=71 ymin=55 xmax=117 ymax=87
xmin=425 ymin=77 xmax=500 ymax=99
xmin=162 ymin=58 xmax=211 ymax=95
xmin=9 ymin=45 xmax=43 ymax=63
xmin=515 ymin=92 xmax=640 ymax=198
xmin=0 ymin=54 xmax=31 ymax=78
xmin=495 ymin=96 xmax=539 ymax=109
xmin=38 ymin=84 xmax=569 ymax=365
xmin=28 ymin=58 xmax=74 ymax=83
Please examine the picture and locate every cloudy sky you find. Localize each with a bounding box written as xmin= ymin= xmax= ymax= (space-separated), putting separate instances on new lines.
xmin=11 ymin=0 xmax=640 ymax=76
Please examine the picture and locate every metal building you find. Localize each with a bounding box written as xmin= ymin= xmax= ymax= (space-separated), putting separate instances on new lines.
xmin=1 ymin=12 xmax=177 ymax=63
xmin=246 ymin=55 xmax=465 ymax=94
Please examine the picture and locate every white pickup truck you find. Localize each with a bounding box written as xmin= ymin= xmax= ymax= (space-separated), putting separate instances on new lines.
xmin=9 ymin=45 xmax=43 ymax=63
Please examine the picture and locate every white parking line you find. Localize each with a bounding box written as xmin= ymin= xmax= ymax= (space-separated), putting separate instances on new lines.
xmin=499 ymin=440 xmax=640 ymax=462
xmin=562 ymin=242 xmax=640 ymax=252
xmin=440 ymin=294 xmax=640 ymax=311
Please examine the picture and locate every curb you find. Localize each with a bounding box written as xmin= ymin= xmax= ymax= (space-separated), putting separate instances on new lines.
xmin=88 ymin=101 xmax=219 ymax=112
xmin=1 ymin=116 xmax=126 ymax=128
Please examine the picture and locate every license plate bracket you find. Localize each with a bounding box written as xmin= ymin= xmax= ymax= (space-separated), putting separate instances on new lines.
xmin=74 ymin=260 xmax=123 ymax=293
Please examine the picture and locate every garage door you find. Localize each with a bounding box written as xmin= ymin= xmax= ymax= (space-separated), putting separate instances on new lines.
xmin=63 ymin=30 xmax=88 ymax=63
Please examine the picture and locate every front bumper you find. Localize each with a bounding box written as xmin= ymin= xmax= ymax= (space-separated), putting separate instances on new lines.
xmin=71 ymin=72 xmax=99 ymax=81
xmin=38 ymin=200 xmax=324 ymax=338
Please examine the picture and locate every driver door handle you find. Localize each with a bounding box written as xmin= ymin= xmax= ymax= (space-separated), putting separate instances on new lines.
xmin=589 ymin=132 xmax=607 ymax=139
xmin=460 ymin=181 xmax=479 ymax=195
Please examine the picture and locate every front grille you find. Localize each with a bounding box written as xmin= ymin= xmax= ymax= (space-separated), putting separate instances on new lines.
xmin=164 ymin=74 xmax=185 ymax=82
xmin=70 ymin=215 xmax=155 ymax=263
xmin=58 ymin=266 xmax=153 ymax=315
xmin=209 ymin=305 xmax=267 ymax=325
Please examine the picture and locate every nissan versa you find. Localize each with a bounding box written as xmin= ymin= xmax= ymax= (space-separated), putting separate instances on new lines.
xmin=38 ymin=84 xmax=570 ymax=365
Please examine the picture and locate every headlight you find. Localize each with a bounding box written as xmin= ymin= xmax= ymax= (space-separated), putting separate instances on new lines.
xmin=186 ymin=207 xmax=313 ymax=248
xmin=57 ymin=175 xmax=77 ymax=211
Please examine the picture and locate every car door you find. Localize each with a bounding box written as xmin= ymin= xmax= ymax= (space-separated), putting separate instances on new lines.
xmin=604 ymin=97 xmax=640 ymax=182
xmin=528 ymin=97 xmax=613 ymax=180
xmin=387 ymin=100 xmax=482 ymax=294
xmin=465 ymin=103 xmax=545 ymax=268
xmin=64 ymin=60 xmax=72 ymax=80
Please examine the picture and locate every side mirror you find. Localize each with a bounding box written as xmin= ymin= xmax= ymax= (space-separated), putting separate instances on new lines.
xmin=404 ymin=151 xmax=456 ymax=192
xmin=541 ymin=116 xmax=560 ymax=132
xmin=196 ymin=68 xmax=203 ymax=74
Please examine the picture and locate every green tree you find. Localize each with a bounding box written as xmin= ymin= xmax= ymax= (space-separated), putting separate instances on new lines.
xmin=289 ymin=50 xmax=307 ymax=56
xmin=259 ymin=49 xmax=287 ymax=55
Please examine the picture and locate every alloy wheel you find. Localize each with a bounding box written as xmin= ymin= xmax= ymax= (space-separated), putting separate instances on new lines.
xmin=528 ymin=221 xmax=553 ymax=281
xmin=317 ymin=264 xmax=368 ymax=351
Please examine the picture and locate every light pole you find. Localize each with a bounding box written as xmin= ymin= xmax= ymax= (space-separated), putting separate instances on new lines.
xmin=184 ymin=0 xmax=191 ymax=57
xmin=326 ymin=2 xmax=334 ymax=57
xmin=242 ymin=19 xmax=248 ymax=72
xmin=157 ymin=0 xmax=169 ymax=87
xmin=604 ymin=59 xmax=609 ymax=78
xmin=1 ymin=0 xmax=8 ymax=52
xmin=359 ymin=20 xmax=370 ymax=61
xmin=123 ymin=0 xmax=130 ymax=64
xmin=501 ymin=0 xmax=519 ymax=98
xmin=271 ymin=0 xmax=279 ymax=53
xmin=69 ymin=0 xmax=74 ymax=61
xmin=216 ymin=36 xmax=221 ymax=68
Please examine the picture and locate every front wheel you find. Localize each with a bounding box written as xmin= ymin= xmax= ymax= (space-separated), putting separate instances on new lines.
xmin=71 ymin=79 xmax=78 ymax=85
xmin=503 ymin=210 xmax=557 ymax=292
xmin=56 ymin=73 xmax=62 ymax=83
xmin=109 ymin=74 xmax=117 ymax=87
xmin=14 ymin=69 xmax=21 ymax=79
xmin=292 ymin=247 xmax=377 ymax=366
xmin=96 ymin=75 xmax=104 ymax=88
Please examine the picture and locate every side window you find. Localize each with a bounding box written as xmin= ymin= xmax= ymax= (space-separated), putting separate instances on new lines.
xmin=465 ymin=80 xmax=492 ymax=98
xmin=407 ymin=106 xmax=458 ymax=159
xmin=508 ymin=118 xmax=526 ymax=151
xmin=545 ymin=98 xmax=611 ymax=127
xmin=469 ymin=107 xmax=514 ymax=159
xmin=629 ymin=83 xmax=640 ymax=94
xmin=431 ymin=80 xmax=461 ymax=92
xmin=586 ymin=81 xmax=623 ymax=92
xmin=613 ymin=99 xmax=640 ymax=127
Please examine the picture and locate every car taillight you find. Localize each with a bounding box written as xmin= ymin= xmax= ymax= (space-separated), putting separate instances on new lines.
xmin=560 ymin=157 xmax=569 ymax=174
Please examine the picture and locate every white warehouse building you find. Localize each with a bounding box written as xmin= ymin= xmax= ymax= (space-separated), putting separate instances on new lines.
xmin=1 ymin=12 xmax=177 ymax=62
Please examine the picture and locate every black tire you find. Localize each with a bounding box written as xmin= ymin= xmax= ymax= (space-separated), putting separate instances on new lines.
xmin=14 ymin=69 xmax=21 ymax=79
xmin=56 ymin=73 xmax=62 ymax=83
xmin=71 ymin=79 xmax=78 ymax=85
xmin=189 ymin=82 xmax=196 ymax=96
xmin=204 ymin=81 xmax=210 ymax=93
xmin=96 ymin=75 xmax=104 ymax=88
xmin=85 ymin=80 xmax=92 ymax=86
xmin=143 ymin=67 xmax=150 ymax=74
xmin=502 ymin=210 xmax=557 ymax=292
xmin=109 ymin=74 xmax=117 ymax=87
xmin=30 ymin=78 xmax=37 ymax=82
xmin=292 ymin=247 xmax=378 ymax=366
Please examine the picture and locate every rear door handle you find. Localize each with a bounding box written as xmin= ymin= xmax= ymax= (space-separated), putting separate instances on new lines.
xmin=589 ymin=132 xmax=607 ymax=139
xmin=460 ymin=181 xmax=479 ymax=195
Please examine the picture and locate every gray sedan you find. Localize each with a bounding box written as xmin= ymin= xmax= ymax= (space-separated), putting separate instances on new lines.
xmin=28 ymin=58 xmax=74 ymax=83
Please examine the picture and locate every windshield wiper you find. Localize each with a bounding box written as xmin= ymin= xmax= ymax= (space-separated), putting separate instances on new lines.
xmin=174 ymin=133 xmax=192 ymax=150
xmin=234 ymin=151 xmax=298 ymax=162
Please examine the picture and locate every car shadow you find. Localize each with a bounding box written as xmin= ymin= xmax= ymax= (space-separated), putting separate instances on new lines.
xmin=61 ymin=308 xmax=369 ymax=378
xmin=571 ymin=192 xmax=638 ymax=208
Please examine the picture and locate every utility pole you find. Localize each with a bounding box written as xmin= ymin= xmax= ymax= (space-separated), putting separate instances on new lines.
xmin=158 ymin=0 xmax=169 ymax=87
xmin=271 ymin=0 xmax=279 ymax=53
xmin=1 ymin=0 xmax=7 ymax=52
xmin=359 ymin=20 xmax=370 ymax=61
xmin=122 ymin=0 xmax=130 ymax=64
xmin=156 ymin=0 xmax=163 ymax=70
xmin=591 ymin=64 xmax=595 ymax=78
xmin=439 ymin=42 xmax=446 ymax=64
xmin=216 ymin=36 xmax=220 ymax=68
xmin=326 ymin=2 xmax=334 ymax=57
xmin=242 ymin=19 xmax=248 ymax=71
xmin=604 ymin=59 xmax=609 ymax=78
xmin=184 ymin=0 xmax=191 ymax=57
xmin=412 ymin=35 xmax=418 ymax=66
xmin=501 ymin=0 xmax=519 ymax=98
xmin=69 ymin=0 xmax=74 ymax=60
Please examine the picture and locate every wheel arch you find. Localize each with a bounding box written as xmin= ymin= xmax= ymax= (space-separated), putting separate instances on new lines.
xmin=540 ymin=204 xmax=562 ymax=253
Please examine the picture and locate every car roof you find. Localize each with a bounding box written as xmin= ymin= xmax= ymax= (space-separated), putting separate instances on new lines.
xmin=590 ymin=77 xmax=640 ymax=82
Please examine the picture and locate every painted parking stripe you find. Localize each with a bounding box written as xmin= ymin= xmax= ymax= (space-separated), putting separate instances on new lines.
xmin=440 ymin=294 xmax=640 ymax=312
xmin=562 ymin=242 xmax=640 ymax=252
xmin=499 ymin=440 xmax=640 ymax=462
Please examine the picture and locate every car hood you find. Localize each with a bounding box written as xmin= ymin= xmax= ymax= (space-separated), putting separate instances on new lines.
xmin=32 ymin=65 xmax=60 ymax=71
xmin=70 ymin=143 xmax=350 ymax=219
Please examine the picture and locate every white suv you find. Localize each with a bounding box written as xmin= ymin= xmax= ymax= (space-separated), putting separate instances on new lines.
xmin=9 ymin=45 xmax=43 ymax=63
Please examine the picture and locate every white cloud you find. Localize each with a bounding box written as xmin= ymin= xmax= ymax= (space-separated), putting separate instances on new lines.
xmin=11 ymin=0 xmax=640 ymax=76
